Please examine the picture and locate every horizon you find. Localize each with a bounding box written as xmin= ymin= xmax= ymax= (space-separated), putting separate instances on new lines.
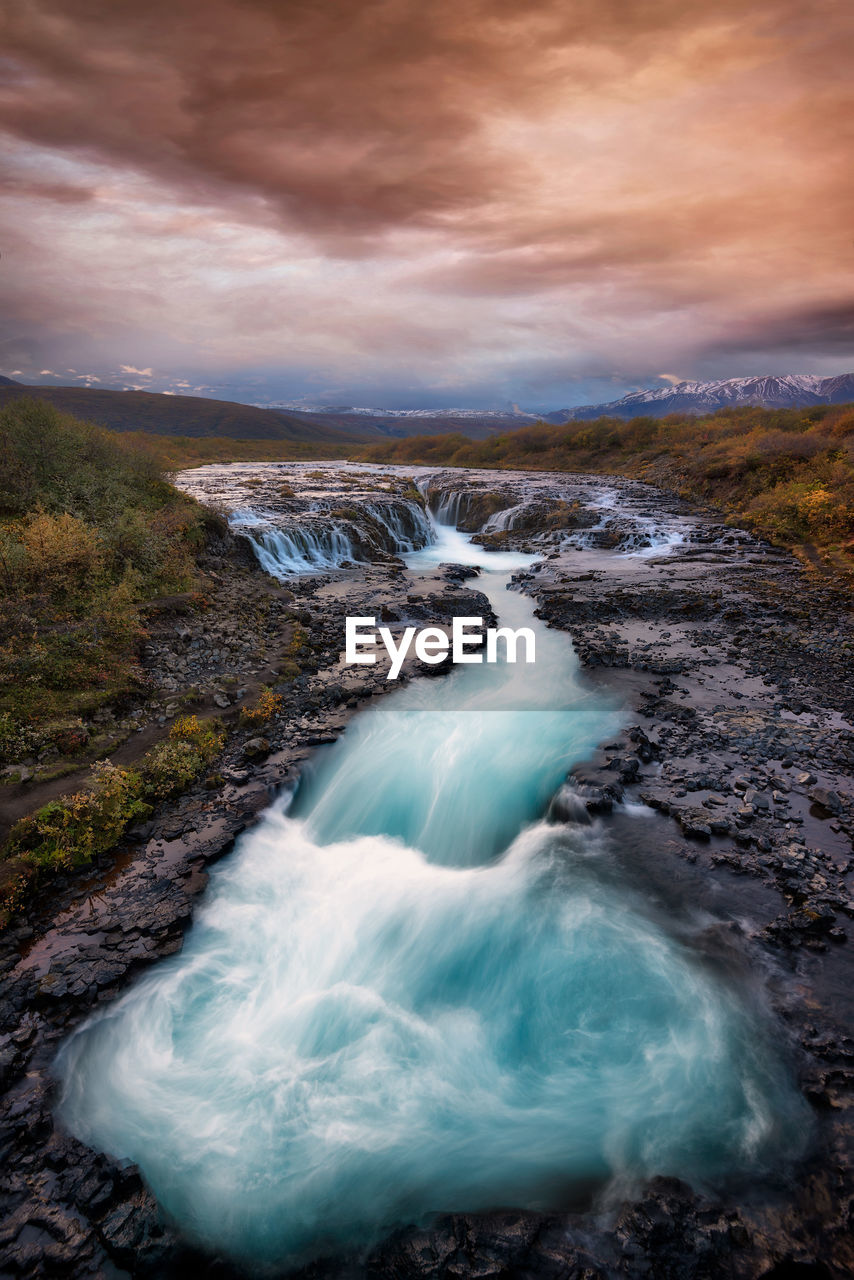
xmin=2 ymin=369 xmax=852 ymax=418
xmin=1 ymin=1 xmax=853 ymax=410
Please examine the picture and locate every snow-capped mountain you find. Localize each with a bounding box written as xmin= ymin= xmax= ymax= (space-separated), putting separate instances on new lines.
xmin=546 ymin=374 xmax=854 ymax=422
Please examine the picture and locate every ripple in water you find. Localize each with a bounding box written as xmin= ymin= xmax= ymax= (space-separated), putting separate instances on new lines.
xmin=54 ymin=519 xmax=810 ymax=1270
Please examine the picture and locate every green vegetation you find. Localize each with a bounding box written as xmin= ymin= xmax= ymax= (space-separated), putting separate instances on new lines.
xmin=355 ymin=404 xmax=854 ymax=566
xmin=277 ymin=624 xmax=310 ymax=681
xmin=4 ymin=761 xmax=151 ymax=873
xmin=140 ymin=714 xmax=226 ymax=800
xmin=1 ymin=714 xmax=226 ymax=924
xmin=0 ymin=398 xmax=213 ymax=761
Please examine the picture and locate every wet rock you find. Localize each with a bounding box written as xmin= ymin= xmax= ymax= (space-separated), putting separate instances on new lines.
xmin=744 ymin=788 xmax=770 ymax=810
xmin=809 ymin=786 xmax=843 ymax=815
xmin=677 ymin=809 xmax=712 ymax=839
xmin=547 ymin=785 xmax=592 ymax=825
xmin=243 ymin=736 xmax=271 ymax=760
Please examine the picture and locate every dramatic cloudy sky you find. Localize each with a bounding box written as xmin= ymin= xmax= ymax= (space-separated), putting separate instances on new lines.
xmin=1 ymin=0 xmax=852 ymax=408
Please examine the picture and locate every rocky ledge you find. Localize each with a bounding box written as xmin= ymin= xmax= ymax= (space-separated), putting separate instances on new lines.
xmin=0 ymin=465 xmax=852 ymax=1280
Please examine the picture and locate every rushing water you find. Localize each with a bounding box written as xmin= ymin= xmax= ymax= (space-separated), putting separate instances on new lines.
xmin=55 ymin=508 xmax=810 ymax=1271
xmin=230 ymin=495 xmax=433 ymax=576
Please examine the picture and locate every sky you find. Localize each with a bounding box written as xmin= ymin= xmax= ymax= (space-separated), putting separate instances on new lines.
xmin=1 ymin=0 xmax=853 ymax=410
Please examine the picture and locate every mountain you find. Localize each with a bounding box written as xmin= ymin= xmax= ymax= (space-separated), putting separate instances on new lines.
xmin=546 ymin=374 xmax=854 ymax=422
xmin=0 ymin=384 xmax=535 ymax=444
xmin=6 ymin=374 xmax=853 ymax=445
xmin=261 ymin=404 xmax=538 ymax=440
xmin=0 ymin=385 xmax=366 ymax=444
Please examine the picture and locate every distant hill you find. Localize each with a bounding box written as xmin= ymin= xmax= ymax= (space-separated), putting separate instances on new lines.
xmin=7 ymin=374 xmax=853 ymax=443
xmin=0 ymin=385 xmax=365 ymax=444
xmin=0 ymin=384 xmax=536 ymax=444
xmin=274 ymin=405 xmax=538 ymax=440
xmin=546 ymin=374 xmax=854 ymax=422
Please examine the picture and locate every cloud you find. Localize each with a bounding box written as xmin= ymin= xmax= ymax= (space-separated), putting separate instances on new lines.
xmin=0 ymin=0 xmax=851 ymax=403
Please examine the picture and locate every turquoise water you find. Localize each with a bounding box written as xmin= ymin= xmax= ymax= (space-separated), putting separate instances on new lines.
xmin=54 ymin=519 xmax=810 ymax=1270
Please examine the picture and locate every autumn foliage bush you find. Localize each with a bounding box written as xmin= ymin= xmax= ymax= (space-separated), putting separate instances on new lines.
xmin=4 ymin=762 xmax=151 ymax=871
xmin=141 ymin=715 xmax=226 ymax=799
xmin=239 ymin=687 xmax=283 ymax=726
xmin=1 ymin=714 xmax=227 ymax=920
xmin=0 ymin=399 xmax=211 ymax=759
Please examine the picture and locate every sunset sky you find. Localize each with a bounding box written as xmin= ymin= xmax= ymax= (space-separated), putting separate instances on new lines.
xmin=1 ymin=0 xmax=852 ymax=409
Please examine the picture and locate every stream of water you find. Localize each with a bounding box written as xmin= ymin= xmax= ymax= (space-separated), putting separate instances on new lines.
xmin=54 ymin=510 xmax=810 ymax=1271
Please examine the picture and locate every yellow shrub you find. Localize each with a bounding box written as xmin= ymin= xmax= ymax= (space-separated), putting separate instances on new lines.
xmin=240 ymin=687 xmax=283 ymax=725
xmin=21 ymin=511 xmax=102 ymax=590
xmin=169 ymin=714 xmax=226 ymax=755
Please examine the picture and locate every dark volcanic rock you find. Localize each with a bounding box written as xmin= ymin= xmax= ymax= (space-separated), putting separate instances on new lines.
xmin=2 ymin=464 xmax=853 ymax=1280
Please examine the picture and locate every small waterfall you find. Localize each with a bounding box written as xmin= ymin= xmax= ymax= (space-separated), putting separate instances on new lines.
xmin=482 ymin=502 xmax=527 ymax=533
xmin=559 ymin=489 xmax=685 ymax=557
xmin=231 ymin=497 xmax=432 ymax=577
xmin=432 ymin=490 xmax=467 ymax=525
xmin=249 ymin=525 xmax=360 ymax=576
xmin=363 ymin=499 xmax=432 ymax=551
xmin=621 ymin=522 xmax=685 ymax=557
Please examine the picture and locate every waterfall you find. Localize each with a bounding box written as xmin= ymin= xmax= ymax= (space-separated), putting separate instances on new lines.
xmin=231 ymin=496 xmax=432 ymax=577
xmin=55 ymin=511 xmax=811 ymax=1272
xmin=482 ymin=502 xmax=527 ymax=532
xmin=429 ymin=489 xmax=467 ymax=526
xmin=248 ymin=524 xmax=360 ymax=575
xmin=363 ymin=498 xmax=433 ymax=551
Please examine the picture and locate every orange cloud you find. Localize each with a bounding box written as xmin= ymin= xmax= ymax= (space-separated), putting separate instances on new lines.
xmin=0 ymin=0 xmax=852 ymax=398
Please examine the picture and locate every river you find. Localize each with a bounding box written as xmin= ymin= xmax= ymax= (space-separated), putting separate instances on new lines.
xmin=53 ymin=493 xmax=811 ymax=1272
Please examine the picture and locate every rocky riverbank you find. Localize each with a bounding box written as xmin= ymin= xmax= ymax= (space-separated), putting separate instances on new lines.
xmin=0 ymin=464 xmax=852 ymax=1279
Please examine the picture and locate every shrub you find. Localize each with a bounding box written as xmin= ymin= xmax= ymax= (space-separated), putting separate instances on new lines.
xmin=0 ymin=712 xmax=41 ymax=766
xmin=169 ymin=713 xmax=225 ymax=753
xmin=19 ymin=510 xmax=103 ymax=595
xmin=4 ymin=762 xmax=150 ymax=871
xmin=141 ymin=715 xmax=225 ymax=799
xmin=0 ymin=400 xmax=210 ymax=744
xmin=240 ymin=687 xmax=283 ymax=726
xmin=142 ymin=739 xmax=209 ymax=800
xmin=1 ymin=714 xmax=228 ymax=925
